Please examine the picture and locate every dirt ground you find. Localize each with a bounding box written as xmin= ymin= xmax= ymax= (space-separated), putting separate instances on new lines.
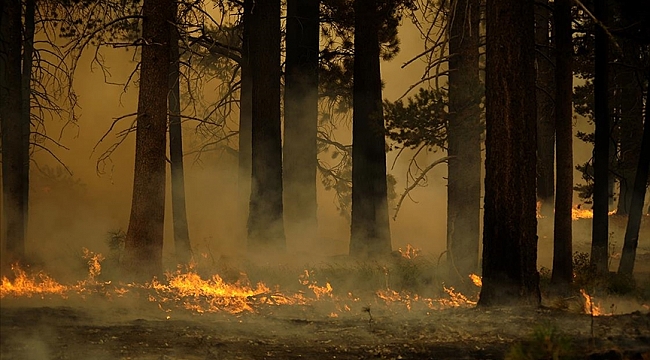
xmin=1 ymin=297 xmax=649 ymax=360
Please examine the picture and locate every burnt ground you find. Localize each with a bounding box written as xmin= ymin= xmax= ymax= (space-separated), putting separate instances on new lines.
xmin=1 ymin=299 xmax=649 ymax=360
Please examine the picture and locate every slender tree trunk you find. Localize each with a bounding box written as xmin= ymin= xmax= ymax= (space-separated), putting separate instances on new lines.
xmin=446 ymin=0 xmax=481 ymax=278
xmin=590 ymin=0 xmax=610 ymax=274
xmin=124 ymin=0 xmax=172 ymax=280
xmin=1 ymin=0 xmax=26 ymax=264
xmin=349 ymin=0 xmax=392 ymax=258
xmin=478 ymin=0 xmax=540 ymax=307
xmin=21 ymin=0 xmax=35 ymax=237
xmin=535 ymin=0 xmax=555 ymax=216
xmin=169 ymin=5 xmax=191 ymax=264
xmin=238 ymin=0 xmax=252 ymax=232
xmin=615 ymin=42 xmax=644 ymax=215
xmin=283 ymin=0 xmax=319 ymax=250
xmin=247 ymin=0 xmax=286 ymax=252
xmin=618 ymin=74 xmax=650 ymax=276
xmin=550 ymin=0 xmax=573 ymax=288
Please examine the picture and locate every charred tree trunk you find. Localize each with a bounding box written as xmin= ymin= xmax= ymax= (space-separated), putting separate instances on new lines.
xmin=349 ymin=0 xmax=392 ymax=258
xmin=1 ymin=0 xmax=26 ymax=264
xmin=617 ymin=73 xmax=650 ymax=276
xmin=446 ymin=0 xmax=481 ymax=278
xmin=124 ymin=0 xmax=172 ymax=280
xmin=550 ymin=0 xmax=573 ymax=288
xmin=238 ymin=0 xmax=252 ymax=231
xmin=247 ymin=0 xmax=286 ymax=252
xmin=21 ymin=0 xmax=35 ymax=237
xmin=535 ymin=0 xmax=556 ymax=216
xmin=590 ymin=0 xmax=610 ymax=274
xmin=169 ymin=6 xmax=192 ymax=264
xmin=283 ymin=0 xmax=319 ymax=250
xmin=478 ymin=0 xmax=540 ymax=306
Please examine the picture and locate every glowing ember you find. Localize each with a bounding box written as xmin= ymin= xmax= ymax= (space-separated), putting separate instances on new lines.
xmin=469 ymin=273 xmax=482 ymax=287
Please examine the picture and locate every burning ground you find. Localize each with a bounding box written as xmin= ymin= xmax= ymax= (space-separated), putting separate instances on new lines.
xmin=1 ymin=248 xmax=650 ymax=360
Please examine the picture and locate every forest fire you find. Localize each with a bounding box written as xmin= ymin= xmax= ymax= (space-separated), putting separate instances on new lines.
xmin=1 ymin=250 xmax=483 ymax=316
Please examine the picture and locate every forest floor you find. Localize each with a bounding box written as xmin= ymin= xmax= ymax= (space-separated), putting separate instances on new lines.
xmin=1 ymin=299 xmax=649 ymax=360
xmin=2 ymin=216 xmax=650 ymax=360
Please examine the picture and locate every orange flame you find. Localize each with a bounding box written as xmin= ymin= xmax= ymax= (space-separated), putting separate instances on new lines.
xmin=580 ymin=289 xmax=608 ymax=316
xmin=398 ymin=244 xmax=421 ymax=259
xmin=469 ymin=273 xmax=482 ymax=287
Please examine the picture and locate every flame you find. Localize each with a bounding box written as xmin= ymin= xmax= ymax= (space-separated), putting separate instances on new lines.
xmin=0 ymin=265 xmax=69 ymax=299
xmin=398 ymin=244 xmax=421 ymax=259
xmin=580 ymin=289 xmax=607 ymax=316
xmin=469 ymin=273 xmax=482 ymax=287
xmin=2 ymin=249 xmax=486 ymax=317
xmin=572 ymin=206 xmax=617 ymax=220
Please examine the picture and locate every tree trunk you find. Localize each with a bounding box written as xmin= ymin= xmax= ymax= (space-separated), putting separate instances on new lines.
xmin=124 ymin=0 xmax=172 ymax=280
xmin=478 ymin=0 xmax=540 ymax=307
xmin=446 ymin=0 xmax=481 ymax=278
xmin=1 ymin=0 xmax=27 ymax=264
xmin=550 ymin=0 xmax=573 ymax=288
xmin=247 ymin=0 xmax=286 ymax=252
xmin=535 ymin=0 xmax=555 ymax=217
xmin=617 ymin=72 xmax=650 ymax=276
xmin=169 ymin=5 xmax=192 ymax=264
xmin=615 ymin=42 xmax=644 ymax=215
xmin=21 ymin=0 xmax=35 ymax=238
xmin=283 ymin=0 xmax=319 ymax=250
xmin=590 ymin=0 xmax=610 ymax=274
xmin=238 ymin=0 xmax=252 ymax=231
xmin=349 ymin=0 xmax=392 ymax=258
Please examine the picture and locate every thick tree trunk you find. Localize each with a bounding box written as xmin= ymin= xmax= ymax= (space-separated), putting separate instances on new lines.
xmin=124 ymin=0 xmax=172 ymax=280
xmin=535 ymin=0 xmax=556 ymax=216
xmin=617 ymin=74 xmax=650 ymax=276
xmin=590 ymin=0 xmax=610 ymax=274
xmin=169 ymin=6 xmax=192 ymax=264
xmin=283 ymin=0 xmax=319 ymax=250
xmin=550 ymin=0 xmax=573 ymax=288
xmin=238 ymin=0 xmax=252 ymax=230
xmin=478 ymin=0 xmax=540 ymax=306
xmin=349 ymin=0 xmax=392 ymax=258
xmin=446 ymin=0 xmax=481 ymax=278
xmin=247 ymin=0 xmax=286 ymax=252
xmin=21 ymin=0 xmax=35 ymax=236
xmin=1 ymin=0 xmax=27 ymax=264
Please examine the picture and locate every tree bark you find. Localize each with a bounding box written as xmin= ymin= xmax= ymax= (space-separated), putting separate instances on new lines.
xmin=283 ymin=0 xmax=320 ymax=250
xmin=535 ymin=0 xmax=556 ymax=216
xmin=247 ymin=0 xmax=286 ymax=252
xmin=478 ymin=0 xmax=540 ymax=306
xmin=446 ymin=0 xmax=481 ymax=278
xmin=1 ymin=0 xmax=27 ymax=264
xmin=617 ymin=72 xmax=650 ymax=276
xmin=590 ymin=0 xmax=610 ymax=274
xmin=550 ymin=0 xmax=573 ymax=288
xmin=124 ymin=0 xmax=172 ymax=280
xmin=349 ymin=0 xmax=392 ymax=258
xmin=169 ymin=4 xmax=192 ymax=264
